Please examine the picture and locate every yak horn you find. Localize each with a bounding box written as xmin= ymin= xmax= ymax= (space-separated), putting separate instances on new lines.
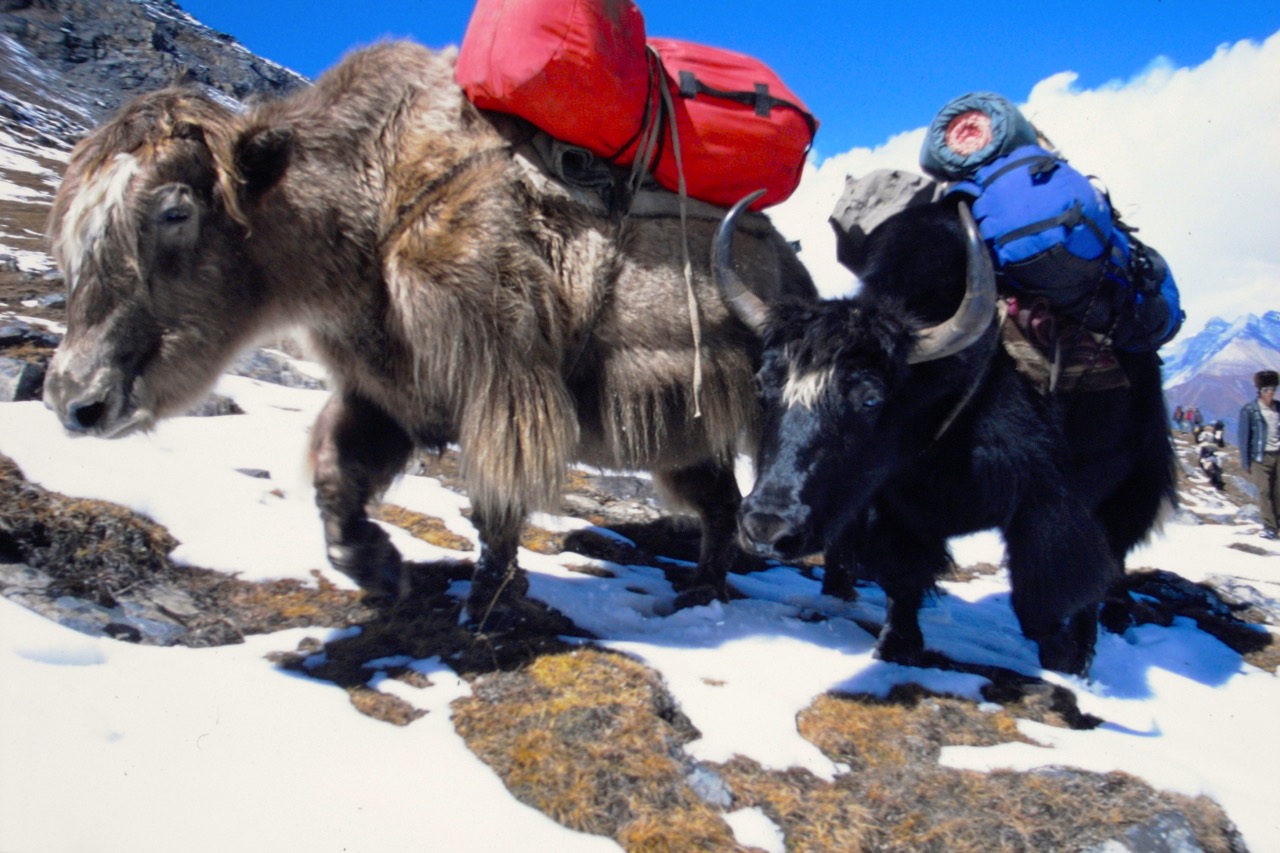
xmin=907 ymin=201 xmax=997 ymax=364
xmin=713 ymin=190 xmax=771 ymax=334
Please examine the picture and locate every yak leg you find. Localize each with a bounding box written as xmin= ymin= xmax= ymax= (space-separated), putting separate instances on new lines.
xmin=656 ymin=460 xmax=745 ymax=607
xmin=858 ymin=516 xmax=946 ymax=665
xmin=1005 ymin=496 xmax=1116 ymax=675
xmin=464 ymin=505 xmax=530 ymax=632
xmin=311 ymin=393 xmax=413 ymax=599
xmin=820 ymin=523 xmax=861 ymax=600
xmin=844 ymin=507 xmax=947 ymax=660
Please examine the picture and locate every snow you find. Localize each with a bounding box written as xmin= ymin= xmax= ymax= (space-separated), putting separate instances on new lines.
xmin=3 ymin=354 xmax=1280 ymax=851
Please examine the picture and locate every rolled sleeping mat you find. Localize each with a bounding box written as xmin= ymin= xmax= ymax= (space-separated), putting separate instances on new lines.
xmin=920 ymin=91 xmax=1040 ymax=182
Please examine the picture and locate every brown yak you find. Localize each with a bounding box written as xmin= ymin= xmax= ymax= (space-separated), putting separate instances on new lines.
xmin=42 ymin=41 xmax=816 ymax=629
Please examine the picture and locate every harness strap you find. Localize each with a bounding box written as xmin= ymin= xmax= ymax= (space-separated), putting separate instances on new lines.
xmin=622 ymin=46 xmax=705 ymax=417
xmin=675 ymin=70 xmax=819 ymax=137
xmin=977 ymin=152 xmax=1057 ymax=187
xmin=978 ymin=154 xmax=1112 ymax=250
xmin=992 ymin=199 xmax=1108 ymax=249
xmin=656 ymin=57 xmax=704 ymax=418
xmin=930 ymin=302 xmax=1005 ymax=444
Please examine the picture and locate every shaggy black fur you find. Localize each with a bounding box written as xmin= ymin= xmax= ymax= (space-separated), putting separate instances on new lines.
xmin=738 ymin=197 xmax=1176 ymax=674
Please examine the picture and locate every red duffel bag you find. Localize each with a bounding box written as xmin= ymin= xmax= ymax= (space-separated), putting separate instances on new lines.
xmin=642 ymin=38 xmax=818 ymax=210
xmin=455 ymin=0 xmax=650 ymax=160
xmin=456 ymin=0 xmax=818 ymax=210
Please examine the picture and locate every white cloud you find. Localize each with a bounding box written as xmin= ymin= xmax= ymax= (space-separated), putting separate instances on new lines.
xmin=773 ymin=30 xmax=1280 ymax=335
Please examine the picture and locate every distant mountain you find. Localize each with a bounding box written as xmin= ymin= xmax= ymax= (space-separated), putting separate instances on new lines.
xmin=1162 ymin=311 xmax=1280 ymax=437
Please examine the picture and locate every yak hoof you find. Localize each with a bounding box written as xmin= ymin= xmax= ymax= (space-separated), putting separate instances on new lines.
xmin=875 ymin=624 xmax=926 ymax=667
xmin=1034 ymin=613 xmax=1097 ymax=676
xmin=326 ymin=526 xmax=404 ymax=600
xmin=1036 ymin=634 xmax=1094 ymax=677
xmin=465 ymin=566 xmax=531 ymax=635
xmin=1098 ymin=596 xmax=1135 ymax=635
xmin=672 ymin=579 xmax=731 ymax=611
xmin=820 ymin=571 xmax=857 ymax=601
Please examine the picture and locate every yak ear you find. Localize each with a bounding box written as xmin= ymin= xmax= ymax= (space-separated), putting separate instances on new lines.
xmin=234 ymin=124 xmax=293 ymax=198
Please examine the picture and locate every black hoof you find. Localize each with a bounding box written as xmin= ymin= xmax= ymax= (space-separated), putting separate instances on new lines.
xmin=1033 ymin=610 xmax=1098 ymax=676
xmin=875 ymin=625 xmax=926 ymax=667
xmin=327 ymin=524 xmax=404 ymax=600
xmin=820 ymin=571 xmax=857 ymax=600
xmin=465 ymin=594 xmax=535 ymax=636
xmin=1036 ymin=636 xmax=1094 ymax=677
xmin=673 ymin=583 xmax=727 ymax=611
xmin=465 ymin=566 xmax=531 ymax=634
xmin=1099 ymin=597 xmax=1134 ymax=634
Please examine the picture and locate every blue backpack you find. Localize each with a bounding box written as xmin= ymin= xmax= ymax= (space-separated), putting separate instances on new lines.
xmin=950 ymin=145 xmax=1183 ymax=352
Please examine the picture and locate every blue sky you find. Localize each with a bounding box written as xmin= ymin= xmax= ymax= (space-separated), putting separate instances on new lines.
xmin=178 ymin=0 xmax=1280 ymax=157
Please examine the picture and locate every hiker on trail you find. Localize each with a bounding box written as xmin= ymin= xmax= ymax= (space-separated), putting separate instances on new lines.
xmin=1198 ymin=431 xmax=1225 ymax=490
xmin=1238 ymin=370 xmax=1280 ymax=539
xmin=1173 ymin=406 xmax=1185 ymax=432
xmin=1213 ymin=420 xmax=1226 ymax=447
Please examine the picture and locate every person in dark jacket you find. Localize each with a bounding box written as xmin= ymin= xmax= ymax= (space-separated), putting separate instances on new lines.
xmin=1238 ymin=369 xmax=1280 ymax=539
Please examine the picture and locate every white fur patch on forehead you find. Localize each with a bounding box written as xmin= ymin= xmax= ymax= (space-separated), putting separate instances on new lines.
xmin=59 ymin=152 xmax=143 ymax=292
xmin=782 ymin=365 xmax=834 ymax=411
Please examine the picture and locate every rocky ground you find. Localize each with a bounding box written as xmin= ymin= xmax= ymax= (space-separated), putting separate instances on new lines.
xmin=1 ymin=292 xmax=1270 ymax=850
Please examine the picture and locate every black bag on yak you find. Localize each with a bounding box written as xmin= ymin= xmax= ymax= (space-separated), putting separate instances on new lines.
xmin=947 ymin=146 xmax=1182 ymax=352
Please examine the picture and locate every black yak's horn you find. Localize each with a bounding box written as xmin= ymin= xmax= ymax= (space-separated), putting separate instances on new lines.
xmin=713 ymin=190 xmax=771 ymax=334
xmin=908 ymin=201 xmax=997 ymax=364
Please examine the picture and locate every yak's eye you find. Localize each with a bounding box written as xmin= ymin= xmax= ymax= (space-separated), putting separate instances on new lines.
xmin=851 ymin=378 xmax=885 ymax=411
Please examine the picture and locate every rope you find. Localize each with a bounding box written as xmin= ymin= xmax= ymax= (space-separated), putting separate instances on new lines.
xmin=625 ymin=46 xmax=704 ymax=417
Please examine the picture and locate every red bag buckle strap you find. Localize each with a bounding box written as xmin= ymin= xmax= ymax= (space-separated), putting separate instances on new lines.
xmin=674 ymin=70 xmax=818 ymax=137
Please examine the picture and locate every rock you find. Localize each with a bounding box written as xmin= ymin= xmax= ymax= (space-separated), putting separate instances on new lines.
xmin=0 ymin=318 xmax=61 ymax=348
xmin=1206 ymin=574 xmax=1280 ymax=624
xmin=0 ymin=355 xmax=44 ymax=401
xmin=1 ymin=0 xmax=310 ymax=144
xmin=685 ymin=764 xmax=733 ymax=809
xmin=230 ymin=348 xmax=327 ymax=390
xmin=184 ymin=393 xmax=244 ymax=417
xmin=1087 ymin=811 xmax=1205 ymax=852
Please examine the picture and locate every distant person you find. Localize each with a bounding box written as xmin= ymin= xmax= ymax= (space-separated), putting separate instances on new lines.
xmin=1238 ymin=370 xmax=1280 ymax=539
xmin=1212 ymin=420 xmax=1226 ymax=447
xmin=1197 ymin=431 xmax=1225 ymax=490
xmin=1172 ymin=405 xmax=1184 ymax=432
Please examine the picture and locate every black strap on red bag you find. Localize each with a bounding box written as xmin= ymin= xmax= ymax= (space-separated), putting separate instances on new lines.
xmin=675 ymin=70 xmax=818 ymax=136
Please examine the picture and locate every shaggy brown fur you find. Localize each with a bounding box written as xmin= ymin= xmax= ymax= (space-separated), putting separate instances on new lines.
xmin=44 ymin=41 xmax=816 ymax=626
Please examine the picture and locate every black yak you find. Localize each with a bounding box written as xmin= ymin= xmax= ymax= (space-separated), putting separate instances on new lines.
xmin=42 ymin=42 xmax=816 ymax=629
xmin=714 ymin=191 xmax=1175 ymax=674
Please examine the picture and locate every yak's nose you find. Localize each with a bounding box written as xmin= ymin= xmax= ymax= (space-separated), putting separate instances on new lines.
xmin=740 ymin=511 xmax=792 ymax=548
xmin=43 ymin=364 xmax=107 ymax=433
xmin=738 ymin=508 xmax=807 ymax=560
xmin=63 ymin=397 xmax=109 ymax=432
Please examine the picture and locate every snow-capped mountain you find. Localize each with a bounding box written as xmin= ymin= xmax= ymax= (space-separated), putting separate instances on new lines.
xmin=1162 ymin=311 xmax=1280 ymax=434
